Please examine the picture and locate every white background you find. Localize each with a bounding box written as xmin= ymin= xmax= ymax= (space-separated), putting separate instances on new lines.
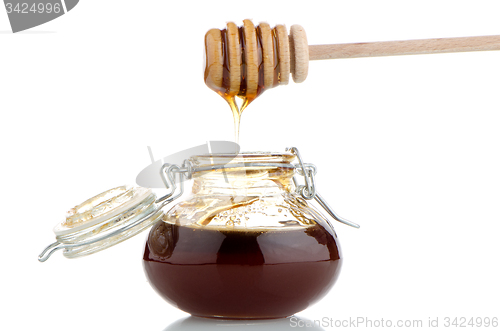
xmin=1 ymin=1 xmax=499 ymax=330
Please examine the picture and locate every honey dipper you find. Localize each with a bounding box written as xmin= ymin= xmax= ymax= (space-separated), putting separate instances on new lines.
xmin=204 ymin=19 xmax=500 ymax=111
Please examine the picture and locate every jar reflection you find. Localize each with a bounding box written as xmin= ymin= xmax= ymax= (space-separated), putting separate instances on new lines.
xmin=163 ymin=316 xmax=326 ymax=331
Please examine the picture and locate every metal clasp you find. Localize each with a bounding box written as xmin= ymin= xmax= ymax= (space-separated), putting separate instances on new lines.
xmin=287 ymin=147 xmax=360 ymax=229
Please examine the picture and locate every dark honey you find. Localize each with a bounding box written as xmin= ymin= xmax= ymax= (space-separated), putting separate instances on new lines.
xmin=143 ymin=220 xmax=342 ymax=319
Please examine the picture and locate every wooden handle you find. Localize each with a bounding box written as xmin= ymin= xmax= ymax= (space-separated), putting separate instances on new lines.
xmin=308 ymin=35 xmax=500 ymax=60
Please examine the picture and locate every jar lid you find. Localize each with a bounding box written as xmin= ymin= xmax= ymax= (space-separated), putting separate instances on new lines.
xmin=40 ymin=185 xmax=163 ymax=261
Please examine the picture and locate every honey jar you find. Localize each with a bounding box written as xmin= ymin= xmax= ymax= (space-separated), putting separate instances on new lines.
xmin=39 ymin=147 xmax=358 ymax=319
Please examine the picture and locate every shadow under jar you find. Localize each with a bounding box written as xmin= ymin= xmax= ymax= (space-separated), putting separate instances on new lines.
xmin=143 ymin=153 xmax=342 ymax=319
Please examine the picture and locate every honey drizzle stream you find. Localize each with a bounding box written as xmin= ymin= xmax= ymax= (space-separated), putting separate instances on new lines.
xmin=220 ymin=28 xmax=241 ymax=144
xmin=205 ymin=23 xmax=282 ymax=144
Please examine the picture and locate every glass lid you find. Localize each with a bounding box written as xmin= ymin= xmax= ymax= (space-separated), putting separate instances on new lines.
xmin=39 ymin=185 xmax=164 ymax=261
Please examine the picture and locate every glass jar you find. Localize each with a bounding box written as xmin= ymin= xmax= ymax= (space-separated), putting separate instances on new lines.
xmin=143 ymin=153 xmax=342 ymax=319
xmin=39 ymin=148 xmax=358 ymax=320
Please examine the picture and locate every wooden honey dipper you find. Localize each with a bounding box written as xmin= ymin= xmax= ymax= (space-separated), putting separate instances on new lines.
xmin=205 ymin=19 xmax=500 ymax=112
xmin=205 ymin=19 xmax=500 ymax=142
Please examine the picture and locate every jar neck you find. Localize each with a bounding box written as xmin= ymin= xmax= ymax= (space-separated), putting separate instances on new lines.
xmin=189 ymin=153 xmax=296 ymax=196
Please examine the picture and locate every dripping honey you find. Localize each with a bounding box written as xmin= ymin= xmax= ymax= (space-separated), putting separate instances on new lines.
xmin=204 ymin=21 xmax=283 ymax=142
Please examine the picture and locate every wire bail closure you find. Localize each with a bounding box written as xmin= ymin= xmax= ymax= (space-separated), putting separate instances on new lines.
xmin=287 ymin=147 xmax=317 ymax=199
xmin=286 ymin=147 xmax=360 ymax=229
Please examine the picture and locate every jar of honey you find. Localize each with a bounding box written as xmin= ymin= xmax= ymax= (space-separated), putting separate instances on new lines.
xmin=144 ymin=152 xmax=342 ymax=319
xmin=39 ymin=148 xmax=358 ymax=320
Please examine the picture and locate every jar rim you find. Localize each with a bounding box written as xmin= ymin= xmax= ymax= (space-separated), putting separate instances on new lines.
xmin=189 ymin=152 xmax=296 ymax=164
xmin=188 ymin=152 xmax=297 ymax=180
